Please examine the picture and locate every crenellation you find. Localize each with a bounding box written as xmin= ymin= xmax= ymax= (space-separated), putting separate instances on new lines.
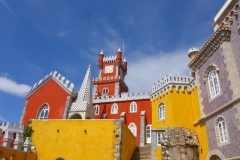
xmin=0 ymin=122 xmax=26 ymax=134
xmin=103 ymin=56 xmax=116 ymax=63
xmin=93 ymin=92 xmax=150 ymax=103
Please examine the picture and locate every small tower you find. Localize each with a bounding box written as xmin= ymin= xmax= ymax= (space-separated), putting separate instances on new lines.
xmin=123 ymin=58 xmax=128 ymax=76
xmin=68 ymin=65 xmax=95 ymax=119
xmin=188 ymin=48 xmax=199 ymax=60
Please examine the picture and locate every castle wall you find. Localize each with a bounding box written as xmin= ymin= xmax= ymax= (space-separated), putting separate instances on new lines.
xmin=206 ymin=104 xmax=240 ymax=158
xmin=29 ymin=119 xmax=136 ymax=160
xmin=197 ymin=47 xmax=233 ymax=115
xmin=21 ymin=79 xmax=70 ymax=125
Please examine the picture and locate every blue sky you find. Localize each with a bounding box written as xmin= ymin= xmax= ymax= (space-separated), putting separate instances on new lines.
xmin=0 ymin=0 xmax=225 ymax=124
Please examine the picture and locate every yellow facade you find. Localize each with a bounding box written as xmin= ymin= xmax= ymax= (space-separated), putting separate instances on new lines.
xmin=0 ymin=146 xmax=37 ymax=160
xmin=29 ymin=119 xmax=135 ymax=160
xmin=151 ymin=86 xmax=209 ymax=160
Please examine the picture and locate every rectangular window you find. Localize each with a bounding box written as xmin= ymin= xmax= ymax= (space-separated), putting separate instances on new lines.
xmin=157 ymin=132 xmax=163 ymax=146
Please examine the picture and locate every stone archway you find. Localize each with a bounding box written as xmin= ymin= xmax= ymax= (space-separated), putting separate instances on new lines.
xmin=206 ymin=149 xmax=225 ymax=160
xmin=69 ymin=114 xmax=82 ymax=119
xmin=210 ymin=155 xmax=221 ymax=160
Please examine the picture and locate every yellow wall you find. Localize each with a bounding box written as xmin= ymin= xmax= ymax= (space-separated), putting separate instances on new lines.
xmin=0 ymin=146 xmax=37 ymax=160
xmin=151 ymin=86 xmax=209 ymax=160
xmin=29 ymin=119 xmax=135 ymax=160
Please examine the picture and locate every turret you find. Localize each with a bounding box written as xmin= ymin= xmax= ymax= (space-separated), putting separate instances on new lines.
xmin=188 ymin=48 xmax=199 ymax=60
xmin=98 ymin=50 xmax=104 ymax=68
xmin=123 ymin=58 xmax=128 ymax=75
xmin=116 ymin=48 xmax=122 ymax=65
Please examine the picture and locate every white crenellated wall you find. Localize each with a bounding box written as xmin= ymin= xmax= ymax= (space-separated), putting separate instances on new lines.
xmin=103 ymin=56 xmax=116 ymax=63
xmin=93 ymin=92 xmax=150 ymax=103
xmin=25 ymin=70 xmax=77 ymax=99
xmin=0 ymin=122 xmax=26 ymax=135
xmin=150 ymin=74 xmax=196 ymax=100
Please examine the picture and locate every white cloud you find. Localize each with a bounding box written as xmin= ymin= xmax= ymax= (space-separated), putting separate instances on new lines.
xmin=0 ymin=116 xmax=7 ymax=122
xmin=125 ymin=50 xmax=191 ymax=93
xmin=0 ymin=77 xmax=31 ymax=97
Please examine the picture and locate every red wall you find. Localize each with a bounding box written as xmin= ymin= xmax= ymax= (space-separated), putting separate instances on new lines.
xmin=94 ymin=98 xmax=151 ymax=146
xmin=22 ymin=79 xmax=70 ymax=126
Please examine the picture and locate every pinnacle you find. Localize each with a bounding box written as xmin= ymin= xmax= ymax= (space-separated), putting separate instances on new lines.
xmin=118 ymin=48 xmax=121 ymax=52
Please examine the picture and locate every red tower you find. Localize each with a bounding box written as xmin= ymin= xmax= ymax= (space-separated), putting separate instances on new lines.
xmin=93 ymin=48 xmax=152 ymax=147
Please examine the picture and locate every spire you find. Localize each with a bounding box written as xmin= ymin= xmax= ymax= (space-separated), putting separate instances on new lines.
xmin=69 ymin=65 xmax=93 ymax=112
xmin=100 ymin=50 xmax=104 ymax=54
xmin=124 ymin=58 xmax=127 ymax=62
xmin=118 ymin=48 xmax=121 ymax=52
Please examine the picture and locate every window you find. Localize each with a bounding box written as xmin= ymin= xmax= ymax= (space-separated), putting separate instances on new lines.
xmin=102 ymin=88 xmax=109 ymax=98
xmin=101 ymin=113 xmax=107 ymax=119
xmin=128 ymin=123 xmax=137 ymax=137
xmin=38 ymin=104 xmax=49 ymax=119
xmin=130 ymin=102 xmax=137 ymax=113
xmin=215 ymin=116 xmax=229 ymax=144
xmin=157 ymin=132 xmax=163 ymax=146
xmin=94 ymin=105 xmax=99 ymax=115
xmin=111 ymin=103 xmax=118 ymax=114
xmin=208 ymin=70 xmax=220 ymax=99
xmin=158 ymin=103 xmax=165 ymax=121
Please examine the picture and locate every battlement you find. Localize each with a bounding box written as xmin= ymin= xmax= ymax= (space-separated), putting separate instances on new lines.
xmin=93 ymin=92 xmax=150 ymax=103
xmin=0 ymin=122 xmax=26 ymax=134
xmin=188 ymin=47 xmax=199 ymax=54
xmin=151 ymin=74 xmax=195 ymax=100
xmin=103 ymin=56 xmax=116 ymax=63
xmin=93 ymin=75 xmax=121 ymax=82
xmin=25 ymin=71 xmax=77 ymax=99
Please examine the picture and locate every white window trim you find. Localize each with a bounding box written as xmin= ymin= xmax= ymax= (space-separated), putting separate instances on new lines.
xmin=157 ymin=132 xmax=163 ymax=146
xmin=128 ymin=122 xmax=137 ymax=137
xmin=37 ymin=104 xmax=49 ymax=120
xmin=102 ymin=87 xmax=109 ymax=98
xmin=130 ymin=102 xmax=137 ymax=113
xmin=158 ymin=103 xmax=166 ymax=121
xmin=208 ymin=70 xmax=221 ymax=99
xmin=94 ymin=105 xmax=100 ymax=115
xmin=111 ymin=103 xmax=118 ymax=114
xmin=214 ymin=115 xmax=230 ymax=147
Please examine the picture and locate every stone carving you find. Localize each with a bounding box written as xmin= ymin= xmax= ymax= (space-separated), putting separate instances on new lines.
xmin=161 ymin=127 xmax=200 ymax=160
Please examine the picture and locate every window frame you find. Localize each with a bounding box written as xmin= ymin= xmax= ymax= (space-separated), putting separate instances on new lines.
xmin=128 ymin=122 xmax=137 ymax=137
xmin=215 ymin=116 xmax=230 ymax=147
xmin=208 ymin=70 xmax=221 ymax=99
xmin=94 ymin=105 xmax=100 ymax=115
xmin=130 ymin=102 xmax=137 ymax=113
xmin=111 ymin=103 xmax=118 ymax=114
xmin=158 ymin=103 xmax=166 ymax=121
xmin=37 ymin=104 xmax=49 ymax=120
xmin=157 ymin=132 xmax=163 ymax=146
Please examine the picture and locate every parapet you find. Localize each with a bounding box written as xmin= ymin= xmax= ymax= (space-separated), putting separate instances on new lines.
xmin=93 ymin=92 xmax=150 ymax=103
xmin=151 ymin=74 xmax=195 ymax=100
xmin=188 ymin=47 xmax=199 ymax=59
xmin=0 ymin=122 xmax=26 ymax=134
xmin=103 ymin=56 xmax=116 ymax=63
xmin=25 ymin=71 xmax=77 ymax=99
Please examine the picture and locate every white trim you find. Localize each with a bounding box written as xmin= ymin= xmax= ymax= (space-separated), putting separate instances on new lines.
xmin=158 ymin=103 xmax=166 ymax=121
xmin=94 ymin=105 xmax=100 ymax=115
xmin=128 ymin=122 xmax=137 ymax=137
xmin=208 ymin=70 xmax=221 ymax=99
xmin=214 ymin=0 xmax=233 ymax=22
xmin=157 ymin=132 xmax=163 ymax=146
xmin=130 ymin=102 xmax=137 ymax=113
xmin=37 ymin=104 xmax=49 ymax=119
xmin=111 ymin=103 xmax=118 ymax=114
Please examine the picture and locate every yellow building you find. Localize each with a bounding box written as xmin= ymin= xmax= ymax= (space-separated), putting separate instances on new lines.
xmin=29 ymin=119 xmax=136 ymax=160
xmin=150 ymin=73 xmax=209 ymax=160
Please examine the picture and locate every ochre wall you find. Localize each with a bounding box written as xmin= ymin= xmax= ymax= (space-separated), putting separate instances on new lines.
xmin=29 ymin=119 xmax=136 ymax=160
xmin=22 ymin=79 xmax=70 ymax=125
xmin=151 ymin=86 xmax=209 ymax=160
xmin=0 ymin=146 xmax=37 ymax=160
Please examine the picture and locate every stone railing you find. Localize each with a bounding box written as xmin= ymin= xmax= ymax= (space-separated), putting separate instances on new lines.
xmin=0 ymin=129 xmax=33 ymax=152
xmin=0 ymin=122 xmax=26 ymax=134
xmin=25 ymin=70 xmax=76 ymax=98
xmin=93 ymin=92 xmax=150 ymax=103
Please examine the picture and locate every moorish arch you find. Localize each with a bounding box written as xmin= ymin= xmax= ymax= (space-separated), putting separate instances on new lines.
xmin=206 ymin=149 xmax=225 ymax=160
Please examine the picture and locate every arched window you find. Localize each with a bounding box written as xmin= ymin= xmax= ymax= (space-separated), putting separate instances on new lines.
xmin=130 ymin=102 xmax=137 ymax=113
xmin=94 ymin=105 xmax=99 ymax=115
xmin=102 ymin=88 xmax=109 ymax=98
xmin=158 ymin=103 xmax=165 ymax=121
xmin=215 ymin=116 xmax=229 ymax=144
xmin=128 ymin=123 xmax=137 ymax=137
xmin=111 ymin=103 xmax=118 ymax=114
xmin=208 ymin=70 xmax=220 ymax=99
xmin=38 ymin=104 xmax=49 ymax=119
